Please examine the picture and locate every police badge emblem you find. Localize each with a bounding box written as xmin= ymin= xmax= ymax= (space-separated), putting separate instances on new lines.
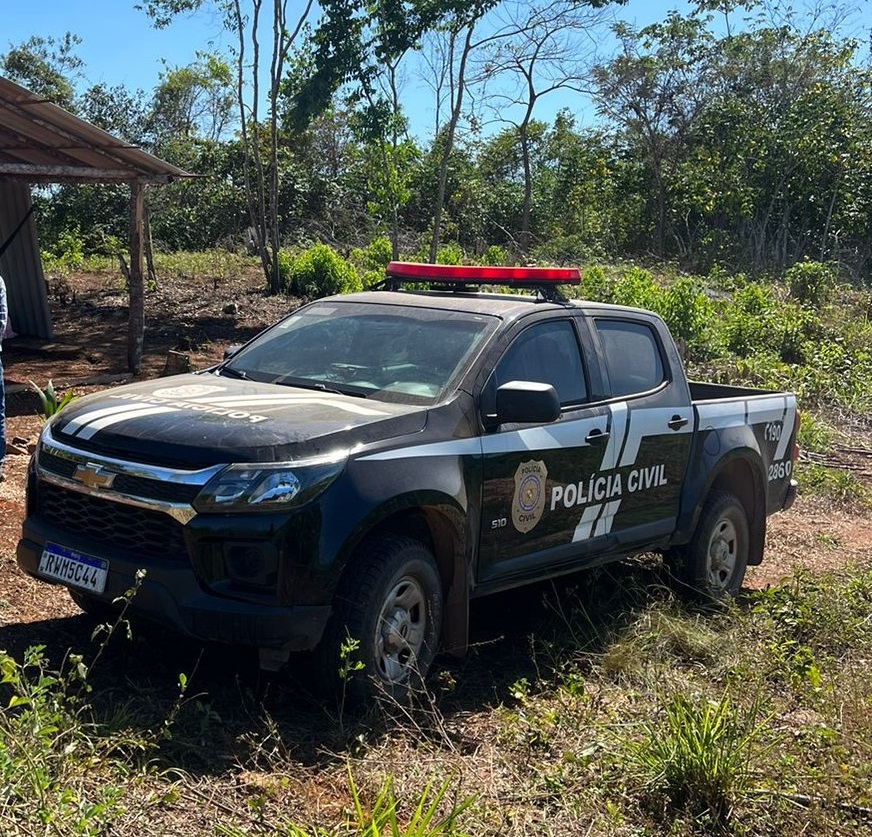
xmin=512 ymin=459 xmax=548 ymax=533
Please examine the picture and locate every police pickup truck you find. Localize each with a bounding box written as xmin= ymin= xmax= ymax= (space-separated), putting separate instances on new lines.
xmin=18 ymin=262 xmax=799 ymax=701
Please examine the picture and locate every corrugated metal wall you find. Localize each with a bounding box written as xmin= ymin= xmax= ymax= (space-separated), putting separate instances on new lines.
xmin=0 ymin=182 xmax=52 ymax=339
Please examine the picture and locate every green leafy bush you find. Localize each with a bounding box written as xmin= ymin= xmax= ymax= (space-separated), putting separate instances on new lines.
xmin=611 ymin=266 xmax=661 ymax=311
xmin=659 ymin=277 xmax=713 ymax=346
xmin=349 ymin=236 xmax=393 ymax=288
xmin=786 ymin=260 xmax=837 ymax=307
xmin=435 ymin=242 xmax=464 ymax=265
xmin=481 ymin=244 xmax=511 ymax=266
xmin=579 ymin=264 xmax=613 ymax=302
xmin=287 ymin=243 xmax=362 ymax=299
xmin=275 ymin=248 xmax=294 ymax=291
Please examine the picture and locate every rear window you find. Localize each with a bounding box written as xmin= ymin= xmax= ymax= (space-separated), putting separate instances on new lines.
xmin=595 ymin=319 xmax=665 ymax=397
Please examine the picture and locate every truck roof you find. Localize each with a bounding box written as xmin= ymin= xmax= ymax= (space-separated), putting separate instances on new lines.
xmin=335 ymin=288 xmax=656 ymax=321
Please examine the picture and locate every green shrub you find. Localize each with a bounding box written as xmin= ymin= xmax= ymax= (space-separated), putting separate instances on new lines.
xmin=796 ymin=413 xmax=835 ymax=454
xmin=611 ymin=266 xmax=662 ymax=311
xmin=288 ymin=243 xmax=362 ymax=299
xmin=786 ymin=260 xmax=837 ymax=307
xmin=624 ymin=689 xmax=771 ymax=822
xmin=349 ymin=236 xmax=392 ymax=273
xmin=579 ymin=264 xmax=613 ymax=302
xmin=275 ymin=248 xmax=293 ymax=291
xmin=481 ymin=244 xmax=511 ymax=266
xmin=659 ymin=277 xmax=713 ymax=346
xmin=435 ymin=242 xmax=464 ymax=265
xmin=721 ymin=282 xmax=778 ymax=357
xmin=349 ymin=237 xmax=393 ymax=289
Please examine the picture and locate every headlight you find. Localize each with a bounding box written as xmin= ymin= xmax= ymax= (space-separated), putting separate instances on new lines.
xmin=193 ymin=454 xmax=347 ymax=513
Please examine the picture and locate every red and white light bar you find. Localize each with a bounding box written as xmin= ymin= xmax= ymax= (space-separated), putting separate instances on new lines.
xmin=386 ymin=261 xmax=580 ymax=285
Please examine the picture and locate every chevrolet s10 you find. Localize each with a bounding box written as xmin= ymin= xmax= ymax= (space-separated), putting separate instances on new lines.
xmin=17 ymin=262 xmax=799 ymax=701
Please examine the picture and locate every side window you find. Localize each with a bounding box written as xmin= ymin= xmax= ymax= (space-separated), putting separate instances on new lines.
xmin=595 ymin=319 xmax=665 ymax=397
xmin=494 ymin=320 xmax=588 ymax=406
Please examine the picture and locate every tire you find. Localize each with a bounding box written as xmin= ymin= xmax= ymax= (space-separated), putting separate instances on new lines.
xmin=682 ymin=490 xmax=750 ymax=598
xmin=317 ymin=534 xmax=443 ymax=705
xmin=69 ymin=589 xmax=119 ymax=622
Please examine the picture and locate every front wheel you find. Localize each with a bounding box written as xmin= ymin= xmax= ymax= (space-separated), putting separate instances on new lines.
xmin=681 ymin=490 xmax=750 ymax=598
xmin=317 ymin=534 xmax=443 ymax=705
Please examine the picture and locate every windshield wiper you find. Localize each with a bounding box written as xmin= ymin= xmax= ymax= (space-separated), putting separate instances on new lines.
xmin=273 ymin=376 xmax=368 ymax=398
xmin=218 ymin=366 xmax=249 ymax=380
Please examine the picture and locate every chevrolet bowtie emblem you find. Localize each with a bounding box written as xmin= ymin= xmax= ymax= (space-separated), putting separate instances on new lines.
xmin=73 ymin=463 xmax=117 ymax=490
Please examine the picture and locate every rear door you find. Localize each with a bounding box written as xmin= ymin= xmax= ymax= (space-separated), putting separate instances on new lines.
xmin=586 ymin=315 xmax=694 ymax=545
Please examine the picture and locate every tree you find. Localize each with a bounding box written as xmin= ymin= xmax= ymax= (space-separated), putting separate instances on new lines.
xmin=0 ymin=34 xmax=83 ymax=112
xmin=591 ymin=13 xmax=711 ymax=257
xmin=140 ymin=0 xmax=316 ymax=292
xmin=475 ymin=0 xmax=620 ymax=256
xmin=78 ymin=82 xmax=150 ymax=143
xmin=148 ymin=52 xmax=236 ymax=145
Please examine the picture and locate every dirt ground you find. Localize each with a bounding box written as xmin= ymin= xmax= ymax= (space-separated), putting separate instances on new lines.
xmin=0 ymin=269 xmax=870 ymax=636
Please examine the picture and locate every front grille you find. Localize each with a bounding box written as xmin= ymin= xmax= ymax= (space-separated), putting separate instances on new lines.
xmin=38 ymin=450 xmax=201 ymax=504
xmin=37 ymin=482 xmax=188 ymax=559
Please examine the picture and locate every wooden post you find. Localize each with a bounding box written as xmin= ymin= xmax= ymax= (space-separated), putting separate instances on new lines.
xmin=127 ymin=179 xmax=145 ymax=373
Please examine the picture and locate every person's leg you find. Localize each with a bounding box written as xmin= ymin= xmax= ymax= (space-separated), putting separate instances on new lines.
xmin=0 ymin=353 xmax=6 ymax=480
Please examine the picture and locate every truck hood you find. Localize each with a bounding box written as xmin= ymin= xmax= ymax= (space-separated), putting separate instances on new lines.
xmin=48 ymin=374 xmax=429 ymax=467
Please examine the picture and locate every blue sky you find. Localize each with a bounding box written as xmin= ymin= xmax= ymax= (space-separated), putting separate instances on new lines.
xmin=3 ymin=1 xmax=870 ymax=140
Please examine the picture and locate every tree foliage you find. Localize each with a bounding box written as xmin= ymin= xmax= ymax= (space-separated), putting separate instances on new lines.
xmin=5 ymin=0 xmax=872 ymax=280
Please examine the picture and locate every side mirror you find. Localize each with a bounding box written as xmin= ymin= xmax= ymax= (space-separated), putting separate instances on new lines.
xmin=493 ymin=381 xmax=561 ymax=425
xmin=223 ymin=344 xmax=243 ymax=360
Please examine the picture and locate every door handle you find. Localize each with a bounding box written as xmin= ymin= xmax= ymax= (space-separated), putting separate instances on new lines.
xmin=668 ymin=415 xmax=689 ymax=430
xmin=585 ymin=428 xmax=610 ymax=444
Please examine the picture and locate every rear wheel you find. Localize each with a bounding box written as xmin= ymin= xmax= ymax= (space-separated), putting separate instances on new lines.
xmin=681 ymin=490 xmax=749 ymax=598
xmin=317 ymin=534 xmax=443 ymax=705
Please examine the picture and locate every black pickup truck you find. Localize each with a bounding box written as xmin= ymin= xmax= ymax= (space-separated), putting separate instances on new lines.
xmin=18 ymin=262 xmax=799 ymax=701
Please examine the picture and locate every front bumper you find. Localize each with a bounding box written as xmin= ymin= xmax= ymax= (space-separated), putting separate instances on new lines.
xmin=17 ymin=524 xmax=331 ymax=652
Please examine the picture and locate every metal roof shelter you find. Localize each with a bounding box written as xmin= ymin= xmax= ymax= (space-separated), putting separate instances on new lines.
xmin=0 ymin=75 xmax=195 ymax=372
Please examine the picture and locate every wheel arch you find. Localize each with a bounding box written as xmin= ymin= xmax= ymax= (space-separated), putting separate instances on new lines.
xmin=691 ymin=450 xmax=767 ymax=566
xmin=336 ymin=495 xmax=471 ymax=655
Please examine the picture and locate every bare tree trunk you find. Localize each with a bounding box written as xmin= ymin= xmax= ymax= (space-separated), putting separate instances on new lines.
xmin=519 ymin=124 xmax=533 ymax=256
xmin=144 ymin=202 xmax=157 ymax=288
xmin=429 ymin=23 xmax=475 ymax=263
xmin=233 ymin=0 xmax=313 ymax=294
xmin=127 ymin=180 xmax=145 ymax=374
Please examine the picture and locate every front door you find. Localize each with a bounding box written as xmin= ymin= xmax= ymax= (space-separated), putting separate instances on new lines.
xmin=477 ymin=318 xmax=616 ymax=585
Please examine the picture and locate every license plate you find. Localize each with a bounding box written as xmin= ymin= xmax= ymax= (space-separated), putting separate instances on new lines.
xmin=38 ymin=543 xmax=108 ymax=594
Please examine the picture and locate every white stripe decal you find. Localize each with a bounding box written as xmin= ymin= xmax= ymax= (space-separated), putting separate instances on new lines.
xmin=359 ymin=415 xmax=606 ymax=462
xmin=746 ymin=395 xmax=789 ymax=425
xmin=619 ymin=406 xmax=692 ymax=467
xmin=572 ymin=505 xmax=602 ymax=542
xmin=594 ymin=500 xmax=622 ymax=536
xmin=76 ymin=406 xmax=179 ymax=440
xmin=189 ymin=393 xmax=332 ymax=403
xmin=695 ymin=401 xmax=747 ymax=430
xmin=61 ymin=402 xmax=163 ymax=436
xmin=359 ymin=438 xmax=483 ymax=462
xmin=774 ymin=399 xmax=796 ymax=460
xmin=600 ymin=402 xmax=628 ymax=470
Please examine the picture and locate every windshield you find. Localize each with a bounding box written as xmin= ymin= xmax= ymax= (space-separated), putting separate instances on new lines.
xmin=220 ymin=301 xmax=497 ymax=404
